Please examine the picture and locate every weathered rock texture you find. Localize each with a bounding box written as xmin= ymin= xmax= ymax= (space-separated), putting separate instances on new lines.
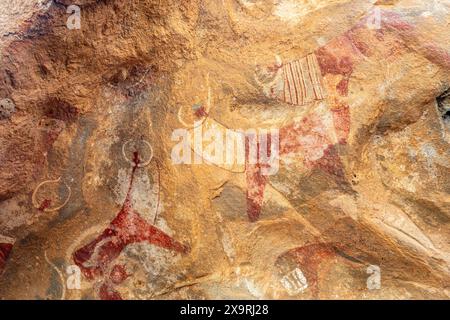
xmin=0 ymin=0 xmax=449 ymax=299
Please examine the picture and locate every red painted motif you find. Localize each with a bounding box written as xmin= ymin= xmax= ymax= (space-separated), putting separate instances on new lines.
xmin=311 ymin=145 xmax=346 ymax=182
xmin=315 ymin=36 xmax=359 ymax=98
xmin=110 ymin=264 xmax=129 ymax=285
xmin=99 ymin=282 xmax=122 ymax=300
xmin=38 ymin=199 xmax=52 ymax=212
xmin=330 ymin=100 xmax=350 ymax=145
xmin=72 ymin=152 xmax=189 ymax=299
xmin=245 ymin=9 xmax=446 ymax=222
xmin=244 ymin=102 xmax=351 ymax=221
xmin=0 ymin=242 xmax=14 ymax=275
xmin=277 ymin=243 xmax=361 ymax=298
xmin=194 ymin=105 xmax=208 ymax=119
xmin=245 ymin=134 xmax=272 ymax=222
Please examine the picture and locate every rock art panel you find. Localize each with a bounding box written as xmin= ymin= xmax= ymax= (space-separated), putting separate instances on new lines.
xmin=0 ymin=0 xmax=449 ymax=300
xmin=73 ymin=148 xmax=189 ymax=300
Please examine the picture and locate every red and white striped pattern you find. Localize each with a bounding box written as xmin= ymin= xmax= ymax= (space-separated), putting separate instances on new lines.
xmin=282 ymin=53 xmax=325 ymax=105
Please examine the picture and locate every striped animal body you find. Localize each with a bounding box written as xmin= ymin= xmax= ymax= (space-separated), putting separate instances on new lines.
xmin=281 ymin=53 xmax=325 ymax=105
xmin=255 ymin=53 xmax=326 ymax=106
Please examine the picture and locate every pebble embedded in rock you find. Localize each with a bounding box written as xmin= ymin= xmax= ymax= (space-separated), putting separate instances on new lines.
xmin=0 ymin=98 xmax=15 ymax=120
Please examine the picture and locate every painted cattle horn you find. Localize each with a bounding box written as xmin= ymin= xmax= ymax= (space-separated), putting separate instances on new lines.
xmin=122 ymin=139 xmax=154 ymax=167
xmin=32 ymin=178 xmax=72 ymax=212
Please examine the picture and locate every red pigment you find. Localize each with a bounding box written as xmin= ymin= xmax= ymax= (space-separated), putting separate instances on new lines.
xmin=279 ymin=113 xmax=332 ymax=156
xmin=278 ymin=110 xmax=349 ymax=174
xmin=96 ymin=265 xmax=130 ymax=300
xmin=315 ymin=46 xmax=354 ymax=79
xmin=97 ymin=264 xmax=130 ymax=300
xmin=244 ymin=10 xmax=443 ymax=223
xmin=38 ymin=199 xmax=52 ymax=212
xmin=315 ymin=52 xmax=352 ymax=97
xmin=245 ymin=134 xmax=272 ymax=222
xmin=330 ymin=101 xmax=351 ymax=145
xmin=423 ymin=43 xmax=450 ymax=70
xmin=110 ymin=264 xmax=129 ymax=285
xmin=46 ymin=130 xmax=62 ymax=145
xmin=194 ymin=106 xmax=208 ymax=119
xmin=353 ymin=8 xmax=450 ymax=69
xmin=314 ymin=10 xmax=417 ymax=98
xmin=244 ymin=107 xmax=350 ymax=222
xmin=380 ymin=10 xmax=414 ymax=32
xmin=311 ymin=145 xmax=346 ymax=183
xmin=344 ymin=31 xmax=371 ymax=57
xmin=378 ymin=11 xmax=450 ymax=69
xmin=0 ymin=243 xmax=13 ymax=274
xmin=245 ymin=164 xmax=267 ymax=222
xmin=279 ymin=243 xmax=352 ymax=298
xmin=99 ymin=282 xmax=122 ymax=300
xmin=336 ymin=79 xmax=349 ymax=97
xmin=245 ymin=9 xmax=450 ymax=222
xmin=73 ymin=152 xmax=189 ymax=299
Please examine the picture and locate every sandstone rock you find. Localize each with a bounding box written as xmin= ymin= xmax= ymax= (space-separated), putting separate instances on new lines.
xmin=0 ymin=0 xmax=448 ymax=300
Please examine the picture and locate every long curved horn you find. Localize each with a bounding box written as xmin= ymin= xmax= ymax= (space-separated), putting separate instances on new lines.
xmin=122 ymin=139 xmax=154 ymax=167
xmin=177 ymin=106 xmax=208 ymax=129
xmin=177 ymin=73 xmax=212 ymax=129
xmin=32 ymin=178 xmax=71 ymax=212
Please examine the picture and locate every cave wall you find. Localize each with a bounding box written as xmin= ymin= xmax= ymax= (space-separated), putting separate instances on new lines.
xmin=0 ymin=0 xmax=449 ymax=299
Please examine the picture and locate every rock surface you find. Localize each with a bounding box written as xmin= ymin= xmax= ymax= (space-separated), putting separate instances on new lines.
xmin=0 ymin=0 xmax=449 ymax=299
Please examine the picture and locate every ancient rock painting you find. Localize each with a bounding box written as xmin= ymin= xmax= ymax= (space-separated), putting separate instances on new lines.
xmin=275 ymin=242 xmax=363 ymax=298
xmin=177 ymin=80 xmax=349 ymax=222
xmin=255 ymin=53 xmax=325 ymax=105
xmin=0 ymin=235 xmax=15 ymax=275
xmin=72 ymin=146 xmax=189 ymax=300
xmin=177 ymin=101 xmax=349 ymax=222
xmin=246 ymin=91 xmax=350 ymax=221
xmin=256 ymin=7 xmax=450 ymax=107
xmin=0 ymin=0 xmax=449 ymax=301
xmin=246 ymin=8 xmax=450 ymax=222
xmin=244 ymin=10 xmax=419 ymax=222
xmin=177 ymin=74 xmax=212 ymax=129
xmin=245 ymin=134 xmax=273 ymax=222
xmin=32 ymin=178 xmax=71 ymax=213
